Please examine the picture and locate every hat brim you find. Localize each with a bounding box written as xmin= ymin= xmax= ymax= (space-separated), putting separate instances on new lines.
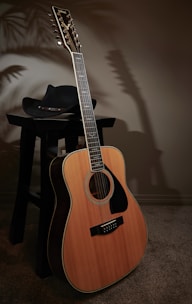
xmin=22 ymin=97 xmax=97 ymax=118
xmin=22 ymin=97 xmax=80 ymax=118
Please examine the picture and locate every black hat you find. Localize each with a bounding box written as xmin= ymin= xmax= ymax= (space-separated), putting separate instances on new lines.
xmin=22 ymin=84 xmax=96 ymax=118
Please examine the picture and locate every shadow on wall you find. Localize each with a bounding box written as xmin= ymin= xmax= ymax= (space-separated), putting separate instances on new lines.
xmin=0 ymin=0 xmax=114 ymax=142
xmin=105 ymin=49 xmax=180 ymax=201
xmin=106 ymin=118 xmax=181 ymax=202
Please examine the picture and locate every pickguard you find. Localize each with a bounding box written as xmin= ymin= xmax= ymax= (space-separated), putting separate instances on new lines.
xmin=104 ymin=165 xmax=128 ymax=214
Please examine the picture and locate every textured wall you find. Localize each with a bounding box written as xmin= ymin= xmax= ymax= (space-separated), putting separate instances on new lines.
xmin=0 ymin=0 xmax=192 ymax=203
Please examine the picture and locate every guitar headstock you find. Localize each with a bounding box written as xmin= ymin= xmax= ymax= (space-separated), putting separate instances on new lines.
xmin=51 ymin=6 xmax=81 ymax=53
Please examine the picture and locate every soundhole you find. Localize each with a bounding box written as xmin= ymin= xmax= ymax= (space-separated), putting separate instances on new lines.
xmin=89 ymin=172 xmax=110 ymax=200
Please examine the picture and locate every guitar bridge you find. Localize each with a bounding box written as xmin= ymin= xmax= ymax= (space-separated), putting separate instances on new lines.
xmin=90 ymin=216 xmax=123 ymax=236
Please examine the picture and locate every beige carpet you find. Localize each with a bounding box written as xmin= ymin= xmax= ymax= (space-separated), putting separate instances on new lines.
xmin=0 ymin=202 xmax=192 ymax=304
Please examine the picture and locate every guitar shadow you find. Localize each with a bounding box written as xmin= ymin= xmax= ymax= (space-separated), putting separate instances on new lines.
xmin=105 ymin=50 xmax=180 ymax=202
xmin=104 ymin=119 xmax=164 ymax=195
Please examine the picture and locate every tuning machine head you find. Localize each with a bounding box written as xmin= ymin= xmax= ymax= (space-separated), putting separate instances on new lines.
xmin=48 ymin=12 xmax=63 ymax=46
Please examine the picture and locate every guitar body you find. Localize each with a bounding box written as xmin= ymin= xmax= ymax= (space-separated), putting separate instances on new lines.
xmin=48 ymin=146 xmax=147 ymax=293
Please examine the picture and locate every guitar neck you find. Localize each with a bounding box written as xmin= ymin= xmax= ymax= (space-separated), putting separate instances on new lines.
xmin=51 ymin=6 xmax=104 ymax=172
xmin=72 ymin=52 xmax=104 ymax=172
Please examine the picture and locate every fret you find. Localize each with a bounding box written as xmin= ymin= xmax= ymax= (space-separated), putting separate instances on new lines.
xmin=89 ymin=147 xmax=100 ymax=153
xmin=72 ymin=52 xmax=104 ymax=172
xmin=85 ymin=117 xmax=94 ymax=121
xmin=92 ymin=163 xmax=104 ymax=171
xmin=91 ymin=159 xmax=103 ymax=163
xmin=87 ymin=129 xmax=97 ymax=134
xmin=88 ymin=143 xmax=100 ymax=148
xmin=90 ymin=152 xmax=100 ymax=157
xmin=88 ymin=133 xmax=97 ymax=138
xmin=87 ymin=136 xmax=98 ymax=141
xmin=89 ymin=140 xmax=100 ymax=144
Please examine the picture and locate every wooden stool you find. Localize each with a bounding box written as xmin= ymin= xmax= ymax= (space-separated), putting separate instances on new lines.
xmin=6 ymin=113 xmax=115 ymax=277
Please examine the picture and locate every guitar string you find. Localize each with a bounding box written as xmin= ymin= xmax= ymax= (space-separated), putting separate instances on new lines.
xmin=84 ymin=103 xmax=108 ymax=200
xmin=75 ymin=53 xmax=109 ymax=202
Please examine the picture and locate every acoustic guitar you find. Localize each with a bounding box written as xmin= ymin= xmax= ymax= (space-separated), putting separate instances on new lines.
xmin=47 ymin=6 xmax=148 ymax=293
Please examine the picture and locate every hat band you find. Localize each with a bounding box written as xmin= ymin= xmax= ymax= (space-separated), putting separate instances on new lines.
xmin=38 ymin=105 xmax=65 ymax=112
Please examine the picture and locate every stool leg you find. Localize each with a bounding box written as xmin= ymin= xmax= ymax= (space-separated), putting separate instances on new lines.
xmin=9 ymin=128 xmax=36 ymax=244
xmin=65 ymin=135 xmax=78 ymax=152
xmin=97 ymin=127 xmax=104 ymax=146
xmin=35 ymin=134 xmax=55 ymax=277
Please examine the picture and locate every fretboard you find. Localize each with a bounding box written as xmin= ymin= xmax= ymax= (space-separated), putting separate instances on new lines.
xmin=72 ymin=52 xmax=104 ymax=172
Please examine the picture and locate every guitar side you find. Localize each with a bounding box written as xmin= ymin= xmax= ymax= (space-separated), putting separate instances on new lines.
xmin=47 ymin=155 xmax=70 ymax=277
xmin=48 ymin=146 xmax=148 ymax=293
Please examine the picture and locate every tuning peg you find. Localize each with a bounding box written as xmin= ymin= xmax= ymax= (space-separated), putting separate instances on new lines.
xmin=57 ymin=41 xmax=62 ymax=46
xmin=53 ymin=28 xmax=59 ymax=33
xmin=51 ymin=24 xmax=57 ymax=29
xmin=53 ymin=33 xmax=62 ymax=46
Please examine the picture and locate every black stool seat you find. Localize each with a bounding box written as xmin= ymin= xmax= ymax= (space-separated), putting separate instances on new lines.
xmin=6 ymin=112 xmax=115 ymax=277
